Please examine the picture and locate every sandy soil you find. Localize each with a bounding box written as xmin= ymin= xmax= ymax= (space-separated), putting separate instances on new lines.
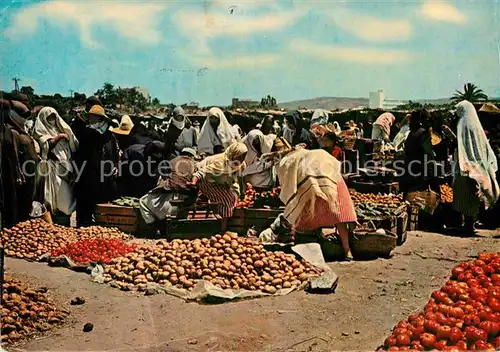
xmin=3 ymin=230 xmax=500 ymax=352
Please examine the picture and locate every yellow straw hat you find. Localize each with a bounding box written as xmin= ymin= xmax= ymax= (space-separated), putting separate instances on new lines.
xmin=110 ymin=115 xmax=134 ymax=135
xmin=88 ymin=105 xmax=108 ymax=119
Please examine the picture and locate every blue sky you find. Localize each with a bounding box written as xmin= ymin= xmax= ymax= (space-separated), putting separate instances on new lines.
xmin=1 ymin=0 xmax=499 ymax=106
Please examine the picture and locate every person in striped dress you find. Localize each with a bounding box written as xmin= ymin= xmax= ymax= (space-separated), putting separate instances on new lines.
xmin=191 ymin=142 xmax=248 ymax=232
xmin=274 ymin=144 xmax=357 ymax=261
xmin=452 ymin=100 xmax=499 ymax=233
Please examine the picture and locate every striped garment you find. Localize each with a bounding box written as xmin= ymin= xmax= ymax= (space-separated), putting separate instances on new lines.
xmin=286 ymin=176 xmax=357 ymax=232
xmin=452 ymin=175 xmax=481 ymax=219
xmin=197 ymin=178 xmax=238 ymax=218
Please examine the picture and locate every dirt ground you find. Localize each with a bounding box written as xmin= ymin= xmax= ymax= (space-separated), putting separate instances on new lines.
xmin=4 ymin=230 xmax=500 ymax=352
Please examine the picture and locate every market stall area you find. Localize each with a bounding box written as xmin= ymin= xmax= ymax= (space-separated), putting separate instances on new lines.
xmin=3 ymin=230 xmax=499 ymax=351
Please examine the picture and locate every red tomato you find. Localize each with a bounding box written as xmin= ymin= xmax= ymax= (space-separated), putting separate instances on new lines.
xmin=495 ymin=336 xmax=500 ymax=348
xmin=472 ymin=340 xmax=489 ymax=351
xmin=424 ymin=320 xmax=440 ymax=333
xmin=396 ymin=334 xmax=411 ymax=347
xmin=420 ymin=333 xmax=437 ymax=349
xmin=479 ymin=321 xmax=499 ymax=337
xmin=393 ymin=328 xmax=409 ymax=336
xmin=385 ymin=336 xmax=397 ymax=347
xmin=411 ymin=326 xmax=425 ymax=340
xmin=465 ymin=326 xmax=487 ymax=342
xmin=489 ymin=298 xmax=500 ymax=312
xmin=410 ymin=341 xmax=424 ymax=351
xmin=491 ymin=274 xmax=500 ymax=283
xmin=388 ymin=347 xmax=399 ymax=351
xmin=455 ymin=341 xmax=467 ymax=351
xmin=434 ymin=340 xmax=448 ymax=350
xmin=436 ymin=325 xmax=451 ymax=339
xmin=448 ymin=327 xmax=463 ymax=343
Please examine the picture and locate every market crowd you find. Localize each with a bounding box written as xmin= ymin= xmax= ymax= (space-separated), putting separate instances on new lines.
xmin=0 ymin=93 xmax=498 ymax=261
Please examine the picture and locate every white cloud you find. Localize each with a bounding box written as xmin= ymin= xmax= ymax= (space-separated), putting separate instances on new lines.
xmin=187 ymin=53 xmax=279 ymax=70
xmin=4 ymin=1 xmax=168 ymax=48
xmin=289 ymin=39 xmax=413 ymax=65
xmin=325 ymin=8 xmax=412 ymax=42
xmin=420 ymin=1 xmax=467 ymax=24
xmin=174 ymin=9 xmax=301 ymax=39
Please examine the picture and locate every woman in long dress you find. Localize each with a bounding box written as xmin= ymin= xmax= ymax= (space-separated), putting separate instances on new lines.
xmin=192 ymin=142 xmax=248 ymax=232
xmin=197 ymin=107 xmax=237 ymax=155
xmin=452 ymin=100 xmax=499 ymax=233
xmin=32 ymin=107 xmax=78 ymax=215
xmin=274 ymin=144 xmax=357 ymax=260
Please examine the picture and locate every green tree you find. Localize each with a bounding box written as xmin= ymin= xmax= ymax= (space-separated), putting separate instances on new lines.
xmin=20 ymin=86 xmax=34 ymax=97
xmin=152 ymin=97 xmax=160 ymax=106
xmin=452 ymin=83 xmax=488 ymax=104
xmin=260 ymin=95 xmax=277 ymax=109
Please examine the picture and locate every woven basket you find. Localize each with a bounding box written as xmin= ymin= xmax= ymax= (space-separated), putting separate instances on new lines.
xmin=350 ymin=228 xmax=397 ymax=258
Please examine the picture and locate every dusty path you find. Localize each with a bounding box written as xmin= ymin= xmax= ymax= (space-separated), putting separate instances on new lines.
xmin=4 ymin=231 xmax=500 ymax=352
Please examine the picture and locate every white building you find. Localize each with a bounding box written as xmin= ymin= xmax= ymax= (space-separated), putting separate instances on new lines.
xmin=369 ymin=89 xmax=409 ymax=110
xmin=135 ymin=86 xmax=150 ymax=102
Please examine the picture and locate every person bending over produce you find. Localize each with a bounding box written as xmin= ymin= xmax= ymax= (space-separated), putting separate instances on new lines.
xmin=191 ymin=142 xmax=248 ymax=232
xmin=452 ymin=100 xmax=499 ymax=233
xmin=197 ymin=107 xmax=238 ymax=155
xmin=241 ymin=129 xmax=276 ymax=190
xmin=274 ymin=144 xmax=357 ymax=261
xmin=140 ymin=148 xmax=198 ymax=230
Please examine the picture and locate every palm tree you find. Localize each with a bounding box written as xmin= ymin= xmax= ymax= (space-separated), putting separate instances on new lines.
xmin=451 ymin=83 xmax=488 ymax=104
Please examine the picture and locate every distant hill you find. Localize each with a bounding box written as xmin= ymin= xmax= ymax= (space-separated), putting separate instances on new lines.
xmin=279 ymin=97 xmax=368 ymax=110
xmin=279 ymin=96 xmax=452 ymax=110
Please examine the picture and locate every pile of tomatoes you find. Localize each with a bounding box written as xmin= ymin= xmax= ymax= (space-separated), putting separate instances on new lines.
xmin=380 ymin=252 xmax=500 ymax=351
xmin=236 ymin=184 xmax=257 ymax=208
xmin=51 ymin=238 xmax=137 ymax=264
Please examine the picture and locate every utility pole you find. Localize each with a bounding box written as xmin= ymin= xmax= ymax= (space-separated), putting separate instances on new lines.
xmin=69 ymin=89 xmax=74 ymax=98
xmin=12 ymin=77 xmax=21 ymax=93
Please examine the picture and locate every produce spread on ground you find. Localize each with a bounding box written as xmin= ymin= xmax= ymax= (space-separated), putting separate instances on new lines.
xmin=1 ymin=276 xmax=69 ymax=344
xmin=102 ymin=233 xmax=321 ymax=293
xmin=380 ymin=252 xmax=500 ymax=351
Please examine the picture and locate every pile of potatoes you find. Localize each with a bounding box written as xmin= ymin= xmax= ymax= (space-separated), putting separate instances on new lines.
xmin=1 ymin=276 xmax=69 ymax=344
xmin=0 ymin=219 xmax=130 ymax=260
xmin=103 ymin=233 xmax=322 ymax=294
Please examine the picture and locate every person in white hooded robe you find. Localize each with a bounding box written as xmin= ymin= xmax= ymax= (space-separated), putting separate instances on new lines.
xmin=197 ymin=107 xmax=237 ymax=155
xmin=32 ymin=107 xmax=78 ymax=215
xmin=241 ymin=129 xmax=276 ymax=190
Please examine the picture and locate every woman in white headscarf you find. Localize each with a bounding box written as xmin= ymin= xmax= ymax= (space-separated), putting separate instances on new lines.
xmin=372 ymin=112 xmax=395 ymax=142
xmin=191 ymin=142 xmax=248 ymax=231
xmin=452 ymin=100 xmax=499 ymax=232
xmin=197 ymin=107 xmax=237 ymax=155
xmin=32 ymin=107 xmax=78 ymax=215
xmin=241 ymin=129 xmax=276 ymax=189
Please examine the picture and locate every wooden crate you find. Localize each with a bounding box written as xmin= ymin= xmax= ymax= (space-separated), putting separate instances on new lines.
xmin=350 ymin=181 xmax=399 ymax=194
xmin=227 ymin=208 xmax=246 ymax=235
xmin=95 ymin=203 xmax=138 ymax=233
xmin=397 ymin=210 xmax=408 ymax=245
xmin=408 ymin=205 xmax=419 ymax=231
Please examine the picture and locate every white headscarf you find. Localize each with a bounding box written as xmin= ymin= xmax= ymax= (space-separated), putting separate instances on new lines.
xmin=197 ymin=107 xmax=236 ymax=154
xmin=455 ymin=100 xmax=499 ymax=208
xmin=242 ymin=129 xmax=265 ymax=166
xmin=171 ymin=106 xmax=186 ymax=130
xmin=332 ymin=122 xmax=341 ymax=134
xmin=33 ymin=107 xmax=78 ymax=161
xmin=310 ymin=109 xmax=329 ymax=127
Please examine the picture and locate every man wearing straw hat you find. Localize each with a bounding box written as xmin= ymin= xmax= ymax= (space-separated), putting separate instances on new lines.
xmin=74 ymin=105 xmax=120 ymax=227
xmin=110 ymin=115 xmax=137 ymax=150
